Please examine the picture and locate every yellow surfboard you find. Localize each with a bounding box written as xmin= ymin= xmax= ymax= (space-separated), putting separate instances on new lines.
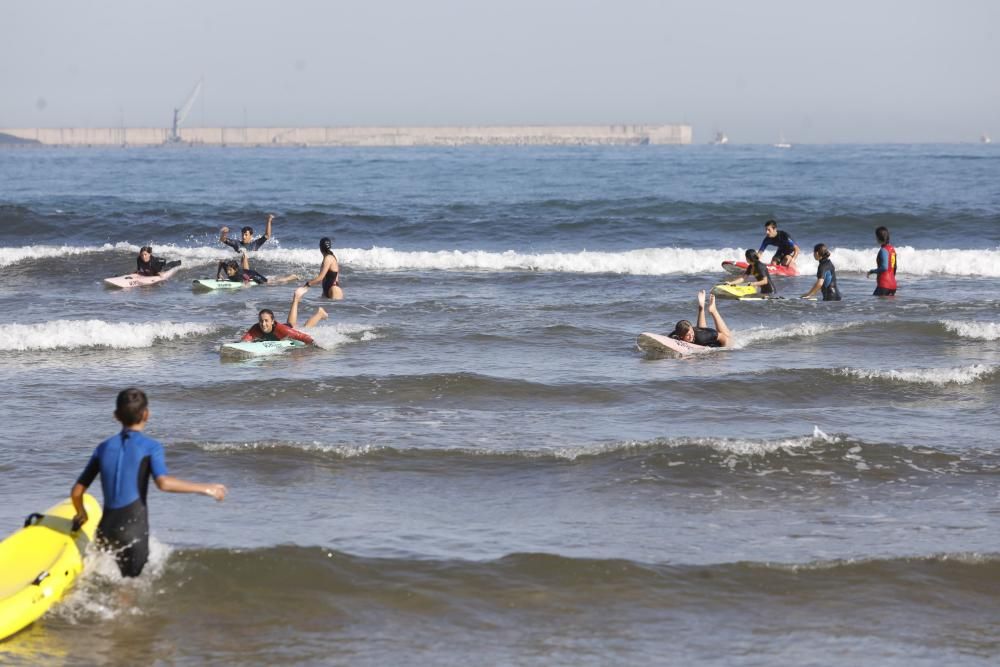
xmin=711 ymin=284 xmax=757 ymax=300
xmin=0 ymin=494 xmax=102 ymax=640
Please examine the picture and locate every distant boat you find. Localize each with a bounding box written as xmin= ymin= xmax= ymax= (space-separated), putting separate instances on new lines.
xmin=982 ymin=134 xmax=993 ymax=144
xmin=711 ymin=131 xmax=729 ymax=145
xmin=773 ymin=132 xmax=791 ymax=149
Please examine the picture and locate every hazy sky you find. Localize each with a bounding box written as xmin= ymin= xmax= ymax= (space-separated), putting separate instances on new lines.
xmin=2 ymin=0 xmax=997 ymax=142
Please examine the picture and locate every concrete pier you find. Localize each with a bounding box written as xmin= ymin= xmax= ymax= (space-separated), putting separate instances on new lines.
xmin=0 ymin=124 xmax=691 ymax=147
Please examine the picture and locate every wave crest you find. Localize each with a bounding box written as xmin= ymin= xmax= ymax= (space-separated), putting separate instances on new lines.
xmin=1 ymin=320 xmax=218 ymax=351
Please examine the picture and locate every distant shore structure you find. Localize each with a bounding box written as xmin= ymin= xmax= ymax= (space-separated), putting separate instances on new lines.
xmin=982 ymin=134 xmax=993 ymax=144
xmin=0 ymin=125 xmax=692 ymax=148
xmin=711 ymin=131 xmax=729 ymax=145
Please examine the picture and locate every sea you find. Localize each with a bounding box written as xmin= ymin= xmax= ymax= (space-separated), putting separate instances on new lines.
xmin=0 ymin=144 xmax=998 ymax=666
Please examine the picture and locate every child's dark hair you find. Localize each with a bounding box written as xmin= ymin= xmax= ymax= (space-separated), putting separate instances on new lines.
xmin=764 ymin=219 xmax=777 ymax=230
xmin=875 ymin=226 xmax=890 ymax=244
xmin=116 ymin=388 xmax=149 ymax=426
xmin=670 ymin=320 xmax=693 ymax=340
xmin=813 ymin=243 xmax=831 ymax=260
xmin=745 ymin=248 xmax=760 ymax=262
xmin=241 ymin=226 xmax=254 ymax=236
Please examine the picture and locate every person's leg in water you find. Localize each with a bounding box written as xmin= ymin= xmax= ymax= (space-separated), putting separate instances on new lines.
xmin=695 ymin=290 xmax=709 ymax=328
xmin=706 ymin=293 xmax=733 ymax=347
xmin=287 ymin=286 xmax=329 ymax=329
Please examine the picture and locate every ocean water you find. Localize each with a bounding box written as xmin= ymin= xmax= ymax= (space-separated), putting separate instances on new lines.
xmin=0 ymin=144 xmax=998 ymax=666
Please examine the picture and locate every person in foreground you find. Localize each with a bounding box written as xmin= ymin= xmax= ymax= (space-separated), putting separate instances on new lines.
xmin=759 ymin=219 xmax=800 ymax=267
xmin=71 ymin=388 xmax=227 ymax=578
xmin=220 ymin=214 xmax=273 ymax=253
xmin=867 ymin=225 xmax=898 ymax=296
xmin=668 ymin=290 xmax=733 ymax=348
xmin=136 ymin=246 xmax=181 ymax=276
xmin=302 ymin=237 xmax=343 ymax=300
xmin=217 ymin=252 xmax=298 ymax=285
xmin=242 ymin=286 xmax=327 ymax=344
xmin=726 ymin=249 xmax=776 ymax=296
xmin=801 ymin=243 xmax=842 ymax=301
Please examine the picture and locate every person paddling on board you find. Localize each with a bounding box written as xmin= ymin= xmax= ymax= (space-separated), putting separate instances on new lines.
xmin=217 ymin=252 xmax=298 ymax=285
xmin=242 ymin=286 xmax=327 ymax=344
xmin=801 ymin=243 xmax=842 ymax=301
xmin=136 ymin=246 xmax=181 ymax=276
xmin=70 ymin=388 xmax=227 ymax=578
xmin=668 ymin=290 xmax=733 ymax=348
xmin=301 ymin=237 xmax=343 ymax=300
xmin=725 ymin=249 xmax=776 ymax=296
xmin=867 ymin=226 xmax=898 ymax=296
xmin=759 ymin=219 xmax=800 ymax=268
xmin=220 ymin=214 xmax=273 ymax=253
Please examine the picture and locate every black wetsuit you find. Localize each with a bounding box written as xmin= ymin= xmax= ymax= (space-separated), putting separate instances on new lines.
xmin=76 ymin=429 xmax=168 ymax=577
xmin=745 ymin=260 xmax=776 ymax=295
xmin=692 ymin=327 xmax=722 ymax=347
xmin=816 ymin=257 xmax=842 ymax=301
xmin=223 ymin=236 xmax=268 ymax=253
xmin=137 ymin=256 xmax=181 ymax=276
xmin=217 ymin=262 xmax=268 ymax=284
xmin=759 ymin=230 xmax=797 ymax=265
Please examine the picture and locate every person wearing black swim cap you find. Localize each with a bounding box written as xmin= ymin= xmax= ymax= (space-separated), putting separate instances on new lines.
xmin=302 ymin=236 xmax=343 ymax=300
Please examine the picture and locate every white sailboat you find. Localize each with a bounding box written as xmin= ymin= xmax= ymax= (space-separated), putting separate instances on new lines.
xmin=773 ymin=131 xmax=791 ymax=149
xmin=711 ymin=131 xmax=729 ymax=145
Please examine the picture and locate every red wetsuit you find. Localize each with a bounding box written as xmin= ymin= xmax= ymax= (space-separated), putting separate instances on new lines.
xmin=241 ymin=322 xmax=313 ymax=345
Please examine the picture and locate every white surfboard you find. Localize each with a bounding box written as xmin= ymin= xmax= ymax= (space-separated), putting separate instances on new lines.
xmin=636 ymin=332 xmax=715 ymax=357
xmin=192 ymin=279 xmax=255 ymax=291
xmin=220 ymin=339 xmax=307 ymax=359
xmin=104 ymin=267 xmax=180 ymax=289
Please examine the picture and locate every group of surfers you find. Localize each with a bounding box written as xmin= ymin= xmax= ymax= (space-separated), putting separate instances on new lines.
xmin=134 ymin=214 xmax=343 ymax=345
xmin=669 ymin=221 xmax=900 ymax=349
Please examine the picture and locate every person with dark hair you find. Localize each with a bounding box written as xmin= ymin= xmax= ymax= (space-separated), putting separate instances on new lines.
xmin=241 ymin=286 xmax=327 ymax=344
xmin=759 ymin=219 xmax=800 ymax=267
xmin=302 ymin=237 xmax=343 ymax=299
xmin=867 ymin=226 xmax=898 ymax=296
xmin=216 ymin=252 xmax=298 ymax=285
xmin=219 ymin=214 xmax=273 ymax=253
xmin=726 ymin=249 xmax=776 ymax=296
xmin=70 ymin=388 xmax=227 ymax=578
xmin=802 ymin=243 xmax=842 ymax=301
xmin=668 ymin=290 xmax=733 ymax=348
xmin=136 ymin=246 xmax=181 ymax=276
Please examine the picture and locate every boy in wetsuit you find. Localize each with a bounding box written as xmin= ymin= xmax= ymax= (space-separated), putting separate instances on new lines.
xmin=759 ymin=219 xmax=800 ymax=267
xmin=136 ymin=246 xmax=181 ymax=276
xmin=668 ymin=290 xmax=733 ymax=347
xmin=867 ymin=226 xmax=898 ymax=296
xmin=71 ymin=388 xmax=226 ymax=578
xmin=220 ymin=214 xmax=273 ymax=253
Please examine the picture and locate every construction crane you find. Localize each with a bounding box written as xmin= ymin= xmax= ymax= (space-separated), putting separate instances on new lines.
xmin=168 ymin=79 xmax=202 ymax=143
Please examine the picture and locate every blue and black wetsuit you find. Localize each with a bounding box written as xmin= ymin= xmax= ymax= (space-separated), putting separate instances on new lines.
xmin=816 ymin=257 xmax=842 ymax=301
xmin=75 ymin=429 xmax=169 ymax=577
xmin=759 ymin=231 xmax=797 ymax=265
xmin=222 ymin=236 xmax=268 ymax=253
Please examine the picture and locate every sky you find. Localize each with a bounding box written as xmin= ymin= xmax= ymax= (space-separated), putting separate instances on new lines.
xmin=1 ymin=0 xmax=997 ymax=143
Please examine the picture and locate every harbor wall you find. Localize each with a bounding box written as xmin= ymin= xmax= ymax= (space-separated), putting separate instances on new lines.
xmin=0 ymin=125 xmax=692 ymax=147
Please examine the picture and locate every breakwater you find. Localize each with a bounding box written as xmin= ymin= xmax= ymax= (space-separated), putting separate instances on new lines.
xmin=0 ymin=124 xmax=691 ymax=147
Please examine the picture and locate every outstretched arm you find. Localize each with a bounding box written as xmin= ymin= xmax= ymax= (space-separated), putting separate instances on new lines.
xmin=802 ymin=277 xmax=823 ymax=298
xmin=155 ymin=475 xmax=227 ymax=500
xmin=303 ymin=256 xmax=333 ymax=287
xmin=263 ymin=214 xmax=273 ymax=240
xmin=220 ymin=226 xmax=230 ymax=243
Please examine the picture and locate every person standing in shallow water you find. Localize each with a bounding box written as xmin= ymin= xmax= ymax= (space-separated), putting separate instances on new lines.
xmin=302 ymin=237 xmax=343 ymax=300
xmin=71 ymin=388 xmax=227 ymax=578
xmin=802 ymin=243 xmax=842 ymax=301
xmin=868 ymin=226 xmax=898 ymax=296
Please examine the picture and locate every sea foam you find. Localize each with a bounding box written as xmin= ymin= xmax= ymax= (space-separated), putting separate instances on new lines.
xmin=836 ymin=364 xmax=997 ymax=386
xmin=941 ymin=320 xmax=1000 ymax=341
xmin=0 ymin=320 xmax=218 ymax=351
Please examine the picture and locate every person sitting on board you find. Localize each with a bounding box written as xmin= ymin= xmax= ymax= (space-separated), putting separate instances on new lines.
xmin=136 ymin=245 xmax=181 ymax=276
xmin=801 ymin=243 xmax=842 ymax=301
xmin=301 ymin=236 xmax=343 ymax=300
xmin=217 ymin=252 xmax=299 ymax=285
xmin=71 ymin=388 xmax=227 ymax=578
xmin=867 ymin=225 xmax=898 ymax=296
xmin=759 ymin=219 xmax=800 ymax=267
xmin=241 ymin=286 xmax=327 ymax=345
xmin=220 ymin=214 xmax=273 ymax=253
xmin=668 ymin=290 xmax=733 ymax=348
xmin=725 ymin=249 xmax=776 ymax=296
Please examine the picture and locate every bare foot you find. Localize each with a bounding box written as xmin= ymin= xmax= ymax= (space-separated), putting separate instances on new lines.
xmin=697 ymin=290 xmax=706 ymax=308
xmin=316 ymin=307 xmax=329 ymax=321
xmin=294 ymin=286 xmax=309 ymax=299
xmin=708 ymin=293 xmax=718 ymax=310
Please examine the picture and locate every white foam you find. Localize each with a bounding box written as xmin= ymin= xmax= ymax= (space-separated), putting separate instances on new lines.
xmin=941 ymin=320 xmax=1000 ymax=341
xmin=548 ymin=430 xmax=840 ymax=461
xmin=307 ymin=322 xmax=380 ymax=350
xmin=836 ymin=364 xmax=997 ymax=385
xmin=730 ymin=321 xmax=864 ymax=349
xmin=0 ymin=243 xmax=132 ymax=268
xmin=0 ymin=320 xmax=218 ymax=351
xmin=197 ymin=440 xmax=381 ymax=457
